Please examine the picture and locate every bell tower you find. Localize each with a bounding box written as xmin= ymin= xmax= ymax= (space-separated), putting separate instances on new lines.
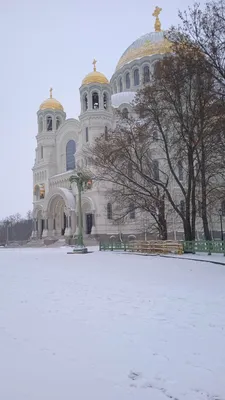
xmin=79 ymin=60 xmax=113 ymax=146
xmin=33 ymin=88 xmax=66 ymax=204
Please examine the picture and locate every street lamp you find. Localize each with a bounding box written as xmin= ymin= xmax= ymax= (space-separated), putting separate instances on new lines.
xmin=219 ymin=208 xmax=224 ymax=241
xmin=69 ymin=171 xmax=92 ymax=253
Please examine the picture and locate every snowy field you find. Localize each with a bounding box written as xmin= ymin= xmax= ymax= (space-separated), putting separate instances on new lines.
xmin=0 ymin=248 xmax=225 ymax=400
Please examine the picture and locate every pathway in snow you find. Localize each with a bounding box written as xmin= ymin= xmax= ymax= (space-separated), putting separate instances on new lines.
xmin=0 ymin=248 xmax=224 ymax=400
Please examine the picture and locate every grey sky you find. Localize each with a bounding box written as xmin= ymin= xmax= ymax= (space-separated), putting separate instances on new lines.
xmin=0 ymin=0 xmax=203 ymax=219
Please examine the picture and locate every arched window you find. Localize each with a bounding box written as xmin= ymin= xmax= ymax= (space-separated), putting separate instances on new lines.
xmin=122 ymin=108 xmax=128 ymax=119
xmin=143 ymin=65 xmax=150 ymax=83
xmin=126 ymin=73 xmax=130 ymax=89
xmin=103 ymin=93 xmax=108 ymax=109
xmin=180 ymin=200 xmax=185 ymax=215
xmin=221 ymin=200 xmax=225 ymax=216
xmin=152 ymin=160 xmax=159 ymax=180
xmin=178 ymin=160 xmax=183 ymax=181
xmin=34 ymin=185 xmax=40 ymax=201
xmin=105 ymin=126 xmax=108 ymax=141
xmin=40 ymin=145 xmax=43 ymax=159
xmin=46 ymin=116 xmax=52 ymax=131
xmin=153 ymin=130 xmax=158 ymax=141
xmin=38 ymin=117 xmax=43 ymax=133
xmin=86 ymin=127 xmax=89 ymax=142
xmin=66 ymin=140 xmax=76 ymax=171
xmin=129 ymin=203 xmax=135 ymax=219
xmin=128 ymin=162 xmax=132 ymax=178
xmin=83 ymin=93 xmax=88 ymax=111
xmin=92 ymin=92 xmax=99 ymax=109
xmin=198 ymin=201 xmax=202 ymax=217
xmin=114 ymin=81 xmax=117 ymax=93
xmin=154 ymin=61 xmax=161 ymax=77
xmin=107 ymin=203 xmax=112 ymax=219
xmin=56 ymin=116 xmax=61 ymax=130
xmin=119 ymin=77 xmax=123 ymax=92
xmin=134 ymin=69 xmax=140 ymax=86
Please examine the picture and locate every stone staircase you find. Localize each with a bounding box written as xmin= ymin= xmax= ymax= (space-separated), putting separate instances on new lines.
xmin=20 ymin=235 xmax=99 ymax=249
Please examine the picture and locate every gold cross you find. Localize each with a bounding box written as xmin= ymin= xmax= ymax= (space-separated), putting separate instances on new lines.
xmin=50 ymin=87 xmax=53 ymax=98
xmin=152 ymin=6 xmax=162 ymax=32
xmin=92 ymin=59 xmax=97 ymax=71
xmin=152 ymin=6 xmax=162 ymax=18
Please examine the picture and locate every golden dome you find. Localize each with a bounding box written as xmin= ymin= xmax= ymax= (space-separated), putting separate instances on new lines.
xmin=116 ymin=32 xmax=171 ymax=71
xmin=39 ymin=88 xmax=64 ymax=111
xmin=82 ymin=59 xmax=109 ymax=85
xmin=116 ymin=7 xmax=171 ymax=71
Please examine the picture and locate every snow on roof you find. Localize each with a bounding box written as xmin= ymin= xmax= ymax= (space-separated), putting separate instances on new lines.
xmin=111 ymin=92 xmax=136 ymax=108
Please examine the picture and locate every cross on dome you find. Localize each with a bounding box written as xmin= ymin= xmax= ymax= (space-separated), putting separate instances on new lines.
xmin=152 ymin=6 xmax=162 ymax=32
xmin=92 ymin=59 xmax=97 ymax=71
xmin=50 ymin=87 xmax=53 ymax=98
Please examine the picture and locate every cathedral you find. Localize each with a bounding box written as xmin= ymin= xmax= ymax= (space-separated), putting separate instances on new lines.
xmin=31 ymin=9 xmax=180 ymax=242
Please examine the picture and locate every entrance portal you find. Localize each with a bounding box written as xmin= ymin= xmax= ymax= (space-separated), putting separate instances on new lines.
xmin=86 ymin=213 xmax=93 ymax=234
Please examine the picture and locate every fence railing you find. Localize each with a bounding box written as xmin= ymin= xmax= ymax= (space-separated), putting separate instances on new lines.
xmin=100 ymin=240 xmax=225 ymax=256
xmin=99 ymin=240 xmax=183 ymax=255
xmin=183 ymin=240 xmax=225 ymax=255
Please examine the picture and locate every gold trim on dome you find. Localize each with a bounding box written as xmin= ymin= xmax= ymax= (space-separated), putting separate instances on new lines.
xmin=82 ymin=59 xmax=109 ymax=85
xmin=116 ymin=38 xmax=172 ymax=71
xmin=39 ymin=91 xmax=64 ymax=111
xmin=82 ymin=71 xmax=109 ymax=85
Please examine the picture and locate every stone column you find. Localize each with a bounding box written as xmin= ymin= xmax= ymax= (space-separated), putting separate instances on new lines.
xmin=71 ymin=210 xmax=76 ymax=236
xmin=64 ymin=211 xmax=72 ymax=237
xmin=67 ymin=214 xmax=72 ymax=237
xmin=42 ymin=214 xmax=48 ymax=238
xmin=31 ymin=218 xmax=37 ymax=239
xmin=47 ymin=215 xmax=54 ymax=237
xmin=52 ymin=217 xmax=56 ymax=237
xmin=38 ymin=218 xmax=42 ymax=238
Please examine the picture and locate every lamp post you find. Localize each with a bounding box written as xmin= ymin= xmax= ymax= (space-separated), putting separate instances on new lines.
xmin=69 ymin=171 xmax=92 ymax=253
xmin=219 ymin=208 xmax=224 ymax=241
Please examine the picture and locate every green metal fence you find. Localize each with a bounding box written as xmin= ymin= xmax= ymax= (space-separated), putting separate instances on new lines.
xmin=99 ymin=242 xmax=130 ymax=251
xmin=183 ymin=240 xmax=225 ymax=255
xmin=100 ymin=240 xmax=225 ymax=256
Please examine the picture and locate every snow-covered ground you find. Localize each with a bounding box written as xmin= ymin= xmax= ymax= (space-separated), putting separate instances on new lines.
xmin=0 ymin=247 xmax=225 ymax=400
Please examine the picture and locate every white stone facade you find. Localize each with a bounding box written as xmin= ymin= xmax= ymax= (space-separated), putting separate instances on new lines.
xmin=32 ymin=29 xmax=224 ymax=241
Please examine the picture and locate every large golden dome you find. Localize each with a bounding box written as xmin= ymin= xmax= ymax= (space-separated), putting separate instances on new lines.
xmin=39 ymin=88 xmax=64 ymax=111
xmin=116 ymin=31 xmax=171 ymax=71
xmin=116 ymin=7 xmax=171 ymax=71
xmin=82 ymin=59 xmax=109 ymax=85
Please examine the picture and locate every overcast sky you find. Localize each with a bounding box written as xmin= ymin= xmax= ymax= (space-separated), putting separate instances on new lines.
xmin=0 ymin=0 xmax=204 ymax=219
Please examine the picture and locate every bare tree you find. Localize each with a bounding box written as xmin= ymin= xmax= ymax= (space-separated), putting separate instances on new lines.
xmin=86 ymin=114 xmax=168 ymax=239
xmin=0 ymin=211 xmax=33 ymax=244
xmin=167 ymin=0 xmax=225 ymax=93
xmin=135 ymin=46 xmax=225 ymax=240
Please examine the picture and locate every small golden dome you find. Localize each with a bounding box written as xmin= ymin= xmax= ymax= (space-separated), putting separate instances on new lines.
xmin=39 ymin=88 xmax=64 ymax=111
xmin=82 ymin=59 xmax=109 ymax=85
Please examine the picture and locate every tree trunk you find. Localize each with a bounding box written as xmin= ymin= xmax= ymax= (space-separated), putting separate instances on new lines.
xmin=183 ymin=219 xmax=193 ymax=241
xmin=200 ymin=140 xmax=211 ymax=240
xmin=157 ymin=193 xmax=168 ymax=240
